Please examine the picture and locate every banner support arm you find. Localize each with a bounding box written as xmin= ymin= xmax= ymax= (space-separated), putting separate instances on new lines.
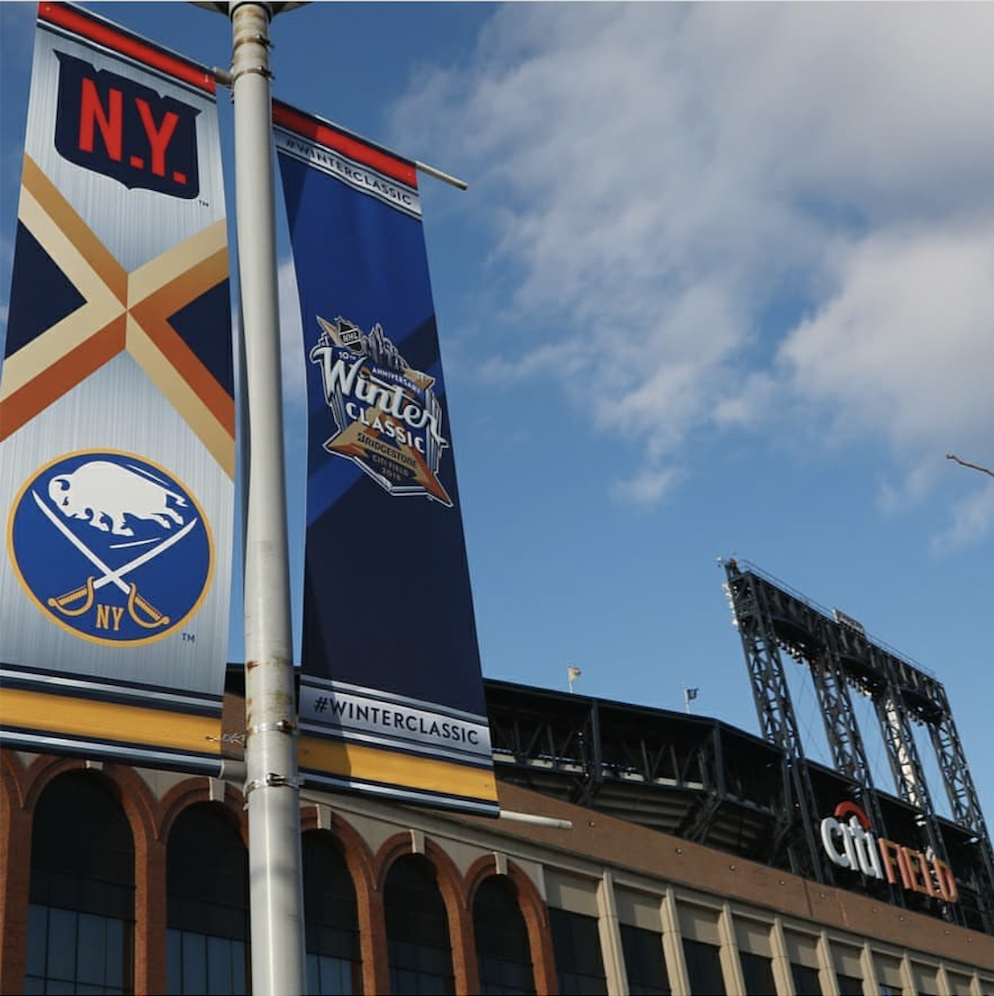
xmin=211 ymin=65 xmax=466 ymax=190
xmin=499 ymin=810 xmax=574 ymax=830
xmin=415 ymin=159 xmax=468 ymax=191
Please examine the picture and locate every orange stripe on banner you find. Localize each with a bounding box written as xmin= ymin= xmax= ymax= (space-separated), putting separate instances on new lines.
xmin=21 ymin=155 xmax=128 ymax=305
xmin=134 ymin=315 xmax=236 ymax=437
xmin=0 ymin=297 xmax=124 ymax=405
xmin=0 ymin=317 xmax=126 ymax=440
xmin=126 ymin=316 xmax=235 ymax=478
xmin=128 ymin=266 xmax=235 ymax=436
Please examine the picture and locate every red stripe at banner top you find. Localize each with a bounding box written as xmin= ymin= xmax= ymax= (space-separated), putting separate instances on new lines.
xmin=273 ymin=101 xmax=418 ymax=189
xmin=38 ymin=3 xmax=215 ymax=93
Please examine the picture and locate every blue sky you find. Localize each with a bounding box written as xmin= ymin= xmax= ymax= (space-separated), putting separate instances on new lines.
xmin=2 ymin=3 xmax=993 ymax=826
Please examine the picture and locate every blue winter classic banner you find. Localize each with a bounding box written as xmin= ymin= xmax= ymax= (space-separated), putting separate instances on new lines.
xmin=274 ymin=101 xmax=498 ymax=814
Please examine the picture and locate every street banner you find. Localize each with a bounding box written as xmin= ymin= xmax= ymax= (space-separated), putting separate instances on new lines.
xmin=0 ymin=3 xmax=235 ymax=773
xmin=274 ymin=100 xmax=498 ymax=815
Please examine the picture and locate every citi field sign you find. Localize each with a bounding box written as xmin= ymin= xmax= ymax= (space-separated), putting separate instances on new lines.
xmin=820 ymin=802 xmax=958 ymax=903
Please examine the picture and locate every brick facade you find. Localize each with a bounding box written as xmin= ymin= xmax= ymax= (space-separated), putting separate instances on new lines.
xmin=2 ymin=748 xmax=992 ymax=995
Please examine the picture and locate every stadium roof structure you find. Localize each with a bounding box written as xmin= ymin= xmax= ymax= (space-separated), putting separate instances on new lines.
xmin=483 ymin=678 xmax=993 ymax=935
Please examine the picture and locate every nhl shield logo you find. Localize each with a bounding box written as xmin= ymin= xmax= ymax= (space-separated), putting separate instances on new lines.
xmin=7 ymin=450 xmax=213 ymax=646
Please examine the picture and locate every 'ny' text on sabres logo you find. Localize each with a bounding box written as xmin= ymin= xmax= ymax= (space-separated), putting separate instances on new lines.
xmin=54 ymin=52 xmax=200 ymax=198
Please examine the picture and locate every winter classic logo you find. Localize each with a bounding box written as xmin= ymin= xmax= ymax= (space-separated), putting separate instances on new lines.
xmin=310 ymin=316 xmax=452 ymax=506
xmin=7 ymin=451 xmax=213 ymax=645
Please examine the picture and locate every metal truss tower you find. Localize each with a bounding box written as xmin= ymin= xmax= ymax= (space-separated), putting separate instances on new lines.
xmin=718 ymin=564 xmax=827 ymax=885
xmin=722 ymin=559 xmax=994 ymax=932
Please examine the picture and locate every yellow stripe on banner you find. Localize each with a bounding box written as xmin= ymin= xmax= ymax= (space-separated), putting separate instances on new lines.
xmin=299 ymin=734 xmax=499 ymax=804
xmin=0 ymin=175 xmax=127 ymax=405
xmin=0 ymin=688 xmax=221 ymax=755
xmin=126 ymin=314 xmax=236 ymax=479
xmin=20 ymin=155 xmax=128 ymax=305
xmin=128 ymin=219 xmax=228 ymax=305
xmin=0 ymin=300 xmax=124 ymax=404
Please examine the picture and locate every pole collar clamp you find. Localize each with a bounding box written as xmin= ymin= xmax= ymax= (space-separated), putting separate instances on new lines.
xmin=244 ymin=772 xmax=304 ymax=801
xmin=247 ymin=719 xmax=298 ymax=736
xmin=232 ymin=33 xmax=274 ymax=54
xmin=230 ymin=65 xmax=275 ymax=85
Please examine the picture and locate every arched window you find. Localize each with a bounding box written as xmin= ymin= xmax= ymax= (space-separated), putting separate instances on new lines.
xmin=166 ymin=803 xmax=249 ymax=994
xmin=25 ymin=770 xmax=135 ymax=995
xmin=473 ymin=876 xmax=536 ymax=995
xmin=384 ymin=855 xmax=455 ymax=995
xmin=302 ymin=831 xmax=362 ymax=994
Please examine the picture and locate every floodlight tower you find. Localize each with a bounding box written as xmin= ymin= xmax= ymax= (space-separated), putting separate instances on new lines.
xmin=722 ymin=558 xmax=994 ymax=932
xmin=719 ymin=562 xmax=829 ymax=885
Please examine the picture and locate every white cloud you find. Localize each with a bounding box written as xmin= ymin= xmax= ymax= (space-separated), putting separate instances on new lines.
xmin=712 ymin=373 xmax=777 ymax=430
xmin=611 ymin=465 xmax=684 ymax=507
xmin=777 ymin=225 xmax=994 ymax=458
xmin=477 ymin=339 xmax=586 ymax=384
xmin=390 ymin=3 xmax=994 ymax=524
xmin=932 ymin=479 xmax=994 ymax=555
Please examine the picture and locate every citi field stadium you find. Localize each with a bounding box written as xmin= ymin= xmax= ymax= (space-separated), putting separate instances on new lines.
xmin=3 ymin=561 xmax=992 ymax=994
xmin=2 ymin=4 xmax=992 ymax=995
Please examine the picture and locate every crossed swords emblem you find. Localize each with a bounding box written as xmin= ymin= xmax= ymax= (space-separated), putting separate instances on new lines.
xmin=32 ymin=490 xmax=197 ymax=630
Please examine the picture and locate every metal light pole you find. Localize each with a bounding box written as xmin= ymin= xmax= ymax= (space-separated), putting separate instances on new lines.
xmin=227 ymin=3 xmax=306 ymax=992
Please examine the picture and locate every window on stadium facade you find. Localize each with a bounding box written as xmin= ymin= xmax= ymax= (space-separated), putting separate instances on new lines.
xmin=385 ymin=855 xmax=455 ymax=995
xmin=682 ymin=938 xmax=726 ymax=995
xmin=472 ymin=876 xmax=536 ymax=995
xmin=25 ymin=771 xmax=134 ymax=995
xmin=302 ymin=831 xmax=362 ymax=995
xmin=620 ymin=923 xmax=670 ymax=995
xmin=791 ymin=962 xmax=823 ymax=995
xmin=836 ymin=974 xmax=864 ymax=995
xmin=548 ymin=907 xmax=608 ymax=995
xmin=166 ymin=803 xmax=249 ymax=995
xmin=739 ymin=950 xmax=777 ymax=996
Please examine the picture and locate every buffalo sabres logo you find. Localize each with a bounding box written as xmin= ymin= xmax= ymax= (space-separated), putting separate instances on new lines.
xmin=309 ymin=316 xmax=452 ymax=505
xmin=7 ymin=451 xmax=213 ymax=645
